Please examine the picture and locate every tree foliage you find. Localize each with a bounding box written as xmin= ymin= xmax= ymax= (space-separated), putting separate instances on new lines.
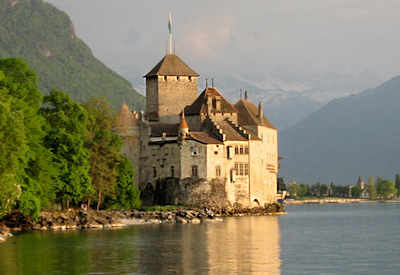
xmin=0 ymin=58 xmax=57 ymax=219
xmin=367 ymin=176 xmax=377 ymax=200
xmin=395 ymin=174 xmax=400 ymax=198
xmin=376 ymin=177 xmax=396 ymax=200
xmin=0 ymin=58 xmax=141 ymax=219
xmin=41 ymin=89 xmax=93 ymax=207
xmin=105 ymin=156 xmax=141 ymax=210
xmin=83 ymin=98 xmax=122 ymax=210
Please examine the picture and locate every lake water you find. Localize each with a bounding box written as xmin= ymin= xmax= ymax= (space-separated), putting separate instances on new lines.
xmin=1 ymin=203 xmax=399 ymax=274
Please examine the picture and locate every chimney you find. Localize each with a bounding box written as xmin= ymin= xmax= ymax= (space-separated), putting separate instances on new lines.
xmin=244 ymin=90 xmax=248 ymax=100
xmin=207 ymin=96 xmax=212 ymax=113
xmin=258 ymin=102 xmax=263 ymax=122
xmin=215 ymin=96 xmax=221 ymax=111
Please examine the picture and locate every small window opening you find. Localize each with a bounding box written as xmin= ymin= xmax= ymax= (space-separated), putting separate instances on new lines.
xmin=192 ymin=165 xmax=198 ymax=177
xmin=216 ymin=166 xmax=221 ymax=177
xmin=153 ymin=167 xmax=157 ymax=178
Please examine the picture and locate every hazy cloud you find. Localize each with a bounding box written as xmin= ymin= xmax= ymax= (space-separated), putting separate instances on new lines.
xmin=45 ymin=0 xmax=400 ymax=90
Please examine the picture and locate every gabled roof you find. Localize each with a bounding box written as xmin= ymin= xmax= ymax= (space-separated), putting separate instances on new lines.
xmin=145 ymin=54 xmax=199 ymax=77
xmin=184 ymin=87 xmax=237 ymax=115
xmin=235 ymin=99 xmax=276 ymax=129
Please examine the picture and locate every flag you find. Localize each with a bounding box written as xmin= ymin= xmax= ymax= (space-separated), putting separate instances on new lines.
xmin=168 ymin=12 xmax=172 ymax=34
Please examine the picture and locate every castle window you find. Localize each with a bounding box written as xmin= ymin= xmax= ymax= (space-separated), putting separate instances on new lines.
xmin=189 ymin=76 xmax=192 ymax=81
xmin=177 ymin=76 xmax=180 ymax=81
xmin=171 ymin=166 xmax=175 ymax=178
xmin=245 ymin=146 xmax=249 ymax=154
xmin=216 ymin=166 xmax=221 ymax=177
xmin=192 ymin=165 xmax=198 ymax=177
xmin=235 ymin=145 xmax=239 ymax=155
xmin=234 ymin=163 xmax=239 ymax=175
xmin=164 ymin=76 xmax=167 ymax=81
xmin=153 ymin=167 xmax=157 ymax=178
xmin=239 ymin=164 xmax=244 ymax=176
xmin=244 ymin=164 xmax=249 ymax=176
xmin=239 ymin=145 xmax=244 ymax=155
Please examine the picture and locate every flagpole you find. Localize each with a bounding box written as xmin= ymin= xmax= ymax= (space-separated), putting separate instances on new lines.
xmin=168 ymin=12 xmax=173 ymax=55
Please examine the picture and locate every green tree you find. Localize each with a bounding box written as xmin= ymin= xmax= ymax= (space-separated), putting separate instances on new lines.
xmin=83 ymin=98 xmax=122 ymax=210
xmin=41 ymin=90 xmax=93 ymax=208
xmin=395 ymin=174 xmax=400 ymax=198
xmin=367 ymin=176 xmax=377 ymax=200
xmin=0 ymin=58 xmax=57 ymax=219
xmin=277 ymin=177 xmax=286 ymax=191
xmin=351 ymin=186 xmax=361 ymax=198
xmin=320 ymin=184 xmax=329 ymax=197
xmin=0 ymin=76 xmax=25 ymax=216
xmin=288 ymin=183 xmax=298 ymax=199
xmin=104 ymin=156 xmax=141 ymax=209
xmin=377 ymin=178 xmax=396 ymax=200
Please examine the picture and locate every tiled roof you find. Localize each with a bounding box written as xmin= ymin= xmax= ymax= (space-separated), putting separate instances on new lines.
xmin=145 ymin=54 xmax=199 ymax=77
xmin=234 ymin=99 xmax=276 ymax=129
xmin=216 ymin=120 xmax=248 ymax=141
xmin=184 ymin=87 xmax=237 ymax=115
xmin=189 ymin=132 xmax=223 ymax=144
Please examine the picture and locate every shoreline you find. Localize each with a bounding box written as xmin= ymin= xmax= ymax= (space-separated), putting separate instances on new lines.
xmin=284 ymin=198 xmax=400 ymax=205
xmin=0 ymin=204 xmax=285 ymax=243
xmin=284 ymin=198 xmax=366 ymax=205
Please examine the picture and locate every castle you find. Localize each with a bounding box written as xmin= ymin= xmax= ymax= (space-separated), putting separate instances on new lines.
xmin=116 ymin=22 xmax=279 ymax=208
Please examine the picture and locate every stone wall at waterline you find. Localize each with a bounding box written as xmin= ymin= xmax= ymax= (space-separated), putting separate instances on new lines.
xmin=142 ymin=178 xmax=229 ymax=208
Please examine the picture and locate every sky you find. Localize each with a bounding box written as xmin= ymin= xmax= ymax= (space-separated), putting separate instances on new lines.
xmin=45 ymin=0 xmax=400 ymax=92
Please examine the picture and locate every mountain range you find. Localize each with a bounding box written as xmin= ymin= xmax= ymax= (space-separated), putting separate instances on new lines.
xmin=279 ymin=76 xmax=400 ymax=185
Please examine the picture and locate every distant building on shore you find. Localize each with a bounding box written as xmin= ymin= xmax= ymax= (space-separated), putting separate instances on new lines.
xmin=115 ymin=15 xmax=279 ymax=207
xmin=357 ymin=176 xmax=369 ymax=199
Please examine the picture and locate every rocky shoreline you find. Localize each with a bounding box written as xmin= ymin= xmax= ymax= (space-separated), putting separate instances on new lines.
xmin=0 ymin=204 xmax=285 ymax=243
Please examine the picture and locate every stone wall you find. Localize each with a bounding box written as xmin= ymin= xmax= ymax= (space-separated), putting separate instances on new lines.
xmin=145 ymin=77 xmax=158 ymax=120
xmin=143 ymin=178 xmax=229 ymax=208
xmin=157 ymin=76 xmax=198 ymax=123
xmin=180 ymin=140 xmax=207 ymax=179
xmin=248 ymin=126 xmax=278 ymax=206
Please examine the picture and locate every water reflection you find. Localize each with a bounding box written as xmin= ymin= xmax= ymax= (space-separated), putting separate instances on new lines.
xmin=136 ymin=216 xmax=281 ymax=274
xmin=205 ymin=217 xmax=281 ymax=274
xmin=0 ymin=216 xmax=281 ymax=274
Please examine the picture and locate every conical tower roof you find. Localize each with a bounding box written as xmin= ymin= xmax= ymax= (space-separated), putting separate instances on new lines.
xmin=145 ymin=54 xmax=199 ymax=77
xmin=179 ymin=112 xmax=189 ymax=129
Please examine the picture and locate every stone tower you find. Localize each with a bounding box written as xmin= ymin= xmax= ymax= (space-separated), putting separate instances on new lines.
xmin=144 ymin=54 xmax=199 ymax=123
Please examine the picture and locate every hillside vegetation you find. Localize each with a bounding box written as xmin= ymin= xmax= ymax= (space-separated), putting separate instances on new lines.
xmin=0 ymin=0 xmax=145 ymax=110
